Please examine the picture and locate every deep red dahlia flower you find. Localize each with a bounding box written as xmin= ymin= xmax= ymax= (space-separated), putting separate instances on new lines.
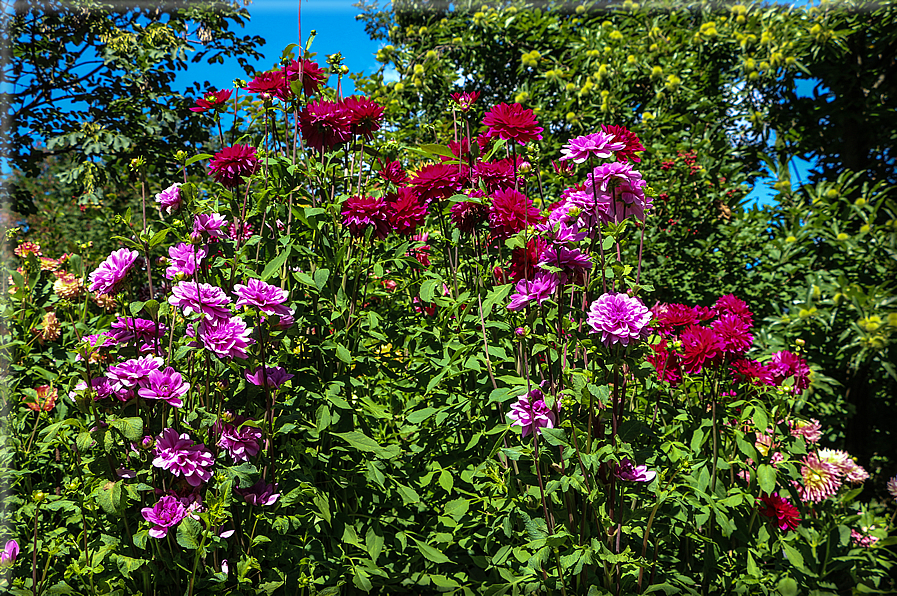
xmin=343 ymin=95 xmax=384 ymax=140
xmin=679 ymin=324 xmax=725 ymax=374
xmin=285 ymin=59 xmax=327 ymax=96
xmin=450 ymin=197 xmax=488 ymax=234
xmin=341 ymin=195 xmax=391 ymax=239
xmin=299 ymin=100 xmax=351 ymax=152
xmin=450 ymin=91 xmax=480 ymax=112
xmin=209 ymin=145 xmax=259 ymax=188
xmin=387 ymin=187 xmax=428 ymax=235
xmin=489 ymin=188 xmax=545 ymax=238
xmin=190 ymin=89 xmax=233 ymax=113
xmin=508 ymin=237 xmax=549 ymax=282
xmin=473 ymin=158 xmax=518 ymax=193
xmin=601 ymin=124 xmax=645 ymax=163
xmin=378 ymin=160 xmax=408 ymax=186
xmin=647 ymin=339 xmax=683 ymax=386
xmin=758 ymin=493 xmax=800 ymax=531
xmin=245 ymin=71 xmax=290 ymax=101
xmin=408 ymin=163 xmax=461 ymax=203
xmin=482 ymin=102 xmax=543 ymax=145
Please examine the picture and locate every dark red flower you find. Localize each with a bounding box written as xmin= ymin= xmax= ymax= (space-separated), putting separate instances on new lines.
xmin=209 ymin=145 xmax=259 ymax=188
xmin=343 ymin=95 xmax=384 ymax=140
xmin=647 ymin=339 xmax=683 ymax=386
xmin=652 ymin=303 xmax=705 ymax=334
xmin=408 ymin=163 xmax=461 ymax=203
xmin=245 ymin=71 xmax=290 ymax=101
xmin=378 ymin=160 xmax=408 ymax=186
xmin=341 ymin=195 xmax=391 ymax=239
xmin=299 ymin=100 xmax=351 ymax=152
xmin=730 ymin=358 xmax=774 ymax=386
xmin=473 ymin=158 xmax=518 ymax=193
xmin=285 ymin=59 xmax=327 ymax=96
xmin=758 ymin=493 xmax=800 ymax=531
xmin=508 ymin=237 xmax=549 ymax=282
xmin=190 ymin=89 xmax=233 ymax=113
xmin=601 ymin=124 xmax=644 ymax=163
xmin=712 ymin=314 xmax=754 ymax=354
xmin=387 ymin=187 xmax=428 ymax=235
xmin=489 ymin=188 xmax=545 ymax=238
xmin=679 ymin=324 xmax=725 ymax=374
xmin=713 ymin=294 xmax=754 ymax=326
xmin=450 ymin=195 xmax=488 ymax=234
xmin=450 ymin=91 xmax=480 ymax=112
xmin=482 ymin=102 xmax=543 ymax=145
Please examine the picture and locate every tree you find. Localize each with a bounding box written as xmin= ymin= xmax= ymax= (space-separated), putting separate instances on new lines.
xmin=1 ymin=0 xmax=265 ymax=210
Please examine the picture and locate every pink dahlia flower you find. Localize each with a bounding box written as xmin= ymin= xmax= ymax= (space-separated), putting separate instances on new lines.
xmin=343 ymin=95 xmax=384 ymax=140
xmin=508 ymin=385 xmax=556 ymax=438
xmin=245 ymin=70 xmax=290 ymax=101
xmin=342 ymin=195 xmax=391 ymax=239
xmin=887 ymin=476 xmax=897 ymax=499
xmin=614 ymin=458 xmax=657 ymax=483
xmin=106 ymin=355 xmax=164 ymax=392
xmin=507 ymin=271 xmax=560 ymax=311
xmin=538 ymin=245 xmax=593 ymax=281
xmin=730 ymin=358 xmax=775 ymax=386
xmin=0 ymin=539 xmax=18 ymax=567
xmin=712 ymin=314 xmax=754 ymax=354
xmin=680 ymin=325 xmax=725 ymax=374
xmin=137 ymin=366 xmax=190 ymax=408
xmin=209 ymin=145 xmax=259 ymax=188
xmin=285 ymin=58 xmax=327 ymax=96
xmin=192 ymin=213 xmax=228 ymax=241
xmin=245 ymin=366 xmax=294 ymax=389
xmin=587 ymin=293 xmax=652 ymax=347
xmin=168 ymin=281 xmax=231 ymax=321
xmin=408 ymin=163 xmax=462 ymax=203
xmin=155 ymin=183 xmax=183 ymax=214
xmin=190 ymin=316 xmax=254 ymax=360
xmin=450 ymin=90 xmax=480 ymax=112
xmin=559 ymin=132 xmax=625 ymax=164
xmin=767 ymin=350 xmax=811 ymax=395
xmin=799 ymin=452 xmax=841 ymax=503
xmin=88 ymin=248 xmax=139 ymax=295
xmin=482 ymin=102 xmax=543 ymax=145
xmin=142 ymin=495 xmax=188 ymax=539
xmin=713 ymin=294 xmax=754 ymax=326
xmin=233 ymin=278 xmax=291 ymax=318
xmin=489 ymin=188 xmax=545 ymax=239
xmin=378 ymin=160 xmax=408 ymax=186
xmin=789 ymin=419 xmax=822 ymax=444
xmin=215 ymin=416 xmax=262 ymax=463
xmin=152 ymin=428 xmax=215 ymax=487
xmin=165 ymin=243 xmax=205 ymax=280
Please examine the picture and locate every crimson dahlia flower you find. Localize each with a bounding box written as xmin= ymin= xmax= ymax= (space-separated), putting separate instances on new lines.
xmin=450 ymin=200 xmax=489 ymax=234
xmin=489 ymin=188 xmax=544 ymax=239
xmin=387 ymin=187 xmax=428 ymax=235
xmin=190 ymin=88 xmax=232 ymax=113
xmin=343 ymin=95 xmax=384 ymax=140
xmin=601 ymin=124 xmax=644 ymax=163
xmin=482 ymin=102 xmax=543 ymax=145
xmin=342 ymin=195 xmax=391 ymax=239
xmin=209 ymin=145 xmax=259 ymax=188
xmin=299 ymin=100 xmax=351 ymax=152
xmin=758 ymin=493 xmax=800 ymax=531
xmin=285 ymin=58 xmax=326 ymax=96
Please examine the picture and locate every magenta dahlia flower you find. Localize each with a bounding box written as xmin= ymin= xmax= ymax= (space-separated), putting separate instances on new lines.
xmin=189 ymin=316 xmax=254 ymax=360
xmin=507 ymin=385 xmax=556 ymax=438
xmin=235 ymin=479 xmax=281 ymax=506
xmin=215 ymin=416 xmax=262 ymax=463
xmin=88 ymin=248 xmax=139 ymax=295
xmin=137 ymin=366 xmax=190 ymax=408
xmin=387 ymin=187 xmax=428 ymax=235
xmin=299 ymin=100 xmax=351 ymax=152
xmin=165 ymin=243 xmax=205 ymax=280
xmin=713 ymin=294 xmax=754 ymax=326
xmin=191 ymin=213 xmax=228 ymax=241
xmin=378 ymin=160 xmax=408 ymax=186
xmin=767 ymin=350 xmax=811 ymax=395
xmin=209 ymin=145 xmax=259 ymax=188
xmin=614 ymin=458 xmax=656 ymax=483
xmin=152 ymin=428 xmax=215 ymax=487
xmin=647 ymin=340 xmax=683 ymax=386
xmin=0 ymin=539 xmax=19 ymax=567
xmin=730 ymin=358 xmax=775 ymax=386
xmin=108 ymin=317 xmax=168 ymax=351
xmin=342 ymin=195 xmax=391 ymax=239
xmin=169 ymin=281 xmax=231 ymax=321
xmin=587 ymin=293 xmax=652 ymax=347
xmin=559 ymin=132 xmax=625 ymax=164
xmin=245 ymin=70 xmax=290 ymax=101
xmin=142 ymin=495 xmax=188 ymax=539
xmin=507 ymin=271 xmax=559 ymax=311
xmin=887 ymin=476 xmax=897 ymax=499
xmin=508 ymin=237 xmax=549 ymax=283
xmin=155 ymin=183 xmax=183 ymax=214
xmin=190 ymin=88 xmax=232 ymax=113
xmin=482 ymin=102 xmax=543 ymax=145
xmin=758 ymin=493 xmax=800 ymax=531
xmin=233 ymin=278 xmax=291 ymax=317
xmin=489 ymin=188 xmax=545 ymax=238
xmin=538 ymin=245 xmax=593 ymax=280
xmin=473 ymin=158 xmax=517 ymax=193
xmin=245 ymin=366 xmax=294 ymax=389
xmin=712 ymin=314 xmax=754 ymax=354
xmin=106 ymin=355 xmax=164 ymax=392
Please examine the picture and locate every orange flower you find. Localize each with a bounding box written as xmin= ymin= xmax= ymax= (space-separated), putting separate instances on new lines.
xmin=26 ymin=386 xmax=58 ymax=412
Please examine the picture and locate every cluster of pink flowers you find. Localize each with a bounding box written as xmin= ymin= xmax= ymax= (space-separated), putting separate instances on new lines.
xmin=646 ymin=295 xmax=810 ymax=395
xmin=798 ymin=448 xmax=869 ymax=503
xmin=97 ymin=355 xmax=190 ymax=407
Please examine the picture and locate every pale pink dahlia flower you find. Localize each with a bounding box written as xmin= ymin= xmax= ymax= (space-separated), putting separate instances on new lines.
xmin=587 ymin=293 xmax=652 ymax=347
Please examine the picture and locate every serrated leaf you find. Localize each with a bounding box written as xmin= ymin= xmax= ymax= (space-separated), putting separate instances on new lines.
xmin=110 ymin=417 xmax=143 ymax=442
xmin=176 ymin=516 xmax=202 ymax=550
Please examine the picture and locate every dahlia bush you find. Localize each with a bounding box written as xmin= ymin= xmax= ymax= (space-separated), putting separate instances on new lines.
xmin=2 ymin=43 xmax=894 ymax=596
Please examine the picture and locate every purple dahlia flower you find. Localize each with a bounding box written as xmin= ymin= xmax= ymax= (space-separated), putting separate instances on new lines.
xmin=233 ymin=278 xmax=291 ymax=318
xmin=88 ymin=248 xmax=139 ymax=295
xmin=168 ymin=281 xmax=231 ymax=321
xmin=559 ymin=132 xmax=625 ymax=164
xmin=587 ymin=293 xmax=651 ymax=347
xmin=137 ymin=366 xmax=190 ymax=408
xmin=614 ymin=458 xmax=656 ymax=483
xmin=235 ymin=479 xmax=281 ymax=506
xmin=141 ymin=495 xmax=188 ymax=538
xmin=152 ymin=428 xmax=214 ymax=487
xmin=507 ymin=385 xmax=557 ymax=438
xmin=155 ymin=183 xmax=183 ymax=215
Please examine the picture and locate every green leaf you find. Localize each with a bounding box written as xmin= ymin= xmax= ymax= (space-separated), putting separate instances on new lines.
xmin=481 ymin=284 xmax=513 ymax=318
xmin=438 ymin=470 xmax=453 ymax=493
xmin=96 ymin=481 xmax=125 ymax=516
xmin=147 ymin=228 xmax=170 ymax=249
xmin=418 ymin=143 xmax=455 ymax=158
xmin=394 ymin=481 xmax=420 ymax=505
xmin=757 ymin=464 xmax=777 ymax=494
xmin=260 ymin=242 xmax=293 ymax=281
xmin=540 ymin=427 xmax=569 ymax=447
xmin=313 ymin=268 xmax=330 ymax=291
xmin=781 ymin=541 xmax=805 ymax=571
xmin=412 ymin=538 xmax=452 ymax=564
xmin=420 ymin=279 xmax=439 ymax=303
xmin=114 ymin=554 xmax=146 ymax=576
xmin=444 ymin=498 xmax=469 ymax=520
xmin=365 ymin=527 xmax=384 ymax=561
xmin=777 ymin=577 xmax=798 ymax=596
xmin=176 ymin=516 xmax=202 ymax=550
xmin=335 ymin=343 xmax=352 ymax=364
xmin=332 ymin=431 xmax=400 ymax=459
xmin=185 ymin=153 xmax=213 ymax=166
xmin=406 ymin=407 xmax=438 ymax=425
xmin=753 ymin=407 xmax=769 ymax=433
xmin=110 ymin=417 xmax=143 ymax=442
